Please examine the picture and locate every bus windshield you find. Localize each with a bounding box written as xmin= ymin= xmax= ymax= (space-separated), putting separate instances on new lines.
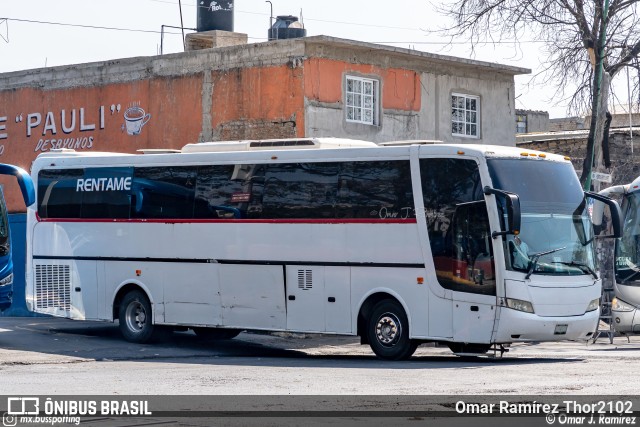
xmin=616 ymin=191 xmax=640 ymax=285
xmin=487 ymin=159 xmax=596 ymax=277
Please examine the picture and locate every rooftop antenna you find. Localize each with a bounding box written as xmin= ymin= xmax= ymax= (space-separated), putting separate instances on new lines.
xmin=266 ymin=1 xmax=273 ymax=40
xmin=178 ymin=0 xmax=186 ymax=50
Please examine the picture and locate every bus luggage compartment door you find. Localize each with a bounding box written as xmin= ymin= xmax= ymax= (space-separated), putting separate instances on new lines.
xmin=218 ymin=264 xmax=286 ymax=330
xmin=285 ymin=266 xmax=351 ymax=334
xmin=162 ymin=263 xmax=223 ymax=326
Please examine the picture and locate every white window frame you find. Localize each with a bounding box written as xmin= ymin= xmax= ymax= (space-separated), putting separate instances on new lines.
xmin=345 ymin=75 xmax=379 ymax=126
xmin=451 ymin=93 xmax=480 ymax=138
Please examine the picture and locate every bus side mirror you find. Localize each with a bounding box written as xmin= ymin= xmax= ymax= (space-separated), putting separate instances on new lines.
xmin=585 ymin=191 xmax=622 ymax=238
xmin=483 ymin=186 xmax=521 ymax=238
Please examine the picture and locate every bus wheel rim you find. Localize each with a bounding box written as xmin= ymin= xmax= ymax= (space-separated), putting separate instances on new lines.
xmin=375 ymin=312 xmax=401 ymax=346
xmin=125 ymin=301 xmax=147 ymax=332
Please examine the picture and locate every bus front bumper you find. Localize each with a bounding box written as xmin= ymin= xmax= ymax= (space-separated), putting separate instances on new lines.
xmin=493 ymin=307 xmax=599 ymax=343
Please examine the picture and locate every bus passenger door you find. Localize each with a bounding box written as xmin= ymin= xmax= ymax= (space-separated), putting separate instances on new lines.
xmin=412 ymin=149 xmax=453 ymax=338
xmin=449 ymin=201 xmax=497 ymax=344
xmin=417 ymin=153 xmax=497 ymax=339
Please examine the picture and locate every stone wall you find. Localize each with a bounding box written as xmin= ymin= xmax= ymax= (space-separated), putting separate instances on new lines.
xmin=518 ymin=130 xmax=640 ymax=187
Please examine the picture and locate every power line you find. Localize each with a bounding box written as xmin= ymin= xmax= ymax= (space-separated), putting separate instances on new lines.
xmin=1 ymin=17 xmax=548 ymax=45
xmin=2 ymin=17 xmax=167 ymax=34
xmin=147 ymin=0 xmax=425 ymax=31
xmin=0 ymin=17 xmax=263 ymax=40
xmin=142 ymin=0 xmax=553 ymax=42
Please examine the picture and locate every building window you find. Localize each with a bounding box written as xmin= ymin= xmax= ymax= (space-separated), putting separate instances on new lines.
xmin=345 ymin=75 xmax=379 ymax=125
xmin=451 ymin=93 xmax=479 ymax=138
xmin=516 ymin=113 xmax=528 ymax=134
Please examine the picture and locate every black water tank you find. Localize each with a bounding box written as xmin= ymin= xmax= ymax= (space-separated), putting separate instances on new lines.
xmin=268 ymin=15 xmax=306 ymax=40
xmin=197 ymin=0 xmax=234 ymax=32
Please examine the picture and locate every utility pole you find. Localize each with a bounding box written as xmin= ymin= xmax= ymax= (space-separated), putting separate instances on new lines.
xmin=583 ymin=0 xmax=611 ymax=191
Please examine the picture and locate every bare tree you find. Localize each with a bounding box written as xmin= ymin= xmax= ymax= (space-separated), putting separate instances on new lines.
xmin=435 ymin=0 xmax=640 ymax=188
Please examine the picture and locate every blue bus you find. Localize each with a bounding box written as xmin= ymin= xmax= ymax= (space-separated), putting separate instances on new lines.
xmin=0 ymin=164 xmax=36 ymax=312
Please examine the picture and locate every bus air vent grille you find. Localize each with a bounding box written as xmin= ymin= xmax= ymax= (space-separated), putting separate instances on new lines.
xmin=297 ymin=269 xmax=313 ymax=290
xmin=34 ymin=264 xmax=71 ymax=312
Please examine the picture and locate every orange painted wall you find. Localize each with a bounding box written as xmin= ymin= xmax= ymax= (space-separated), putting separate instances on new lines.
xmin=0 ymin=75 xmax=203 ymax=211
xmin=210 ymin=64 xmax=305 ymax=137
xmin=304 ymin=58 xmax=421 ymax=111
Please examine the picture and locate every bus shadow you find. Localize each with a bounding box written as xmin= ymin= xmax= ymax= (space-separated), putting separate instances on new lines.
xmin=0 ymin=318 xmax=586 ymax=369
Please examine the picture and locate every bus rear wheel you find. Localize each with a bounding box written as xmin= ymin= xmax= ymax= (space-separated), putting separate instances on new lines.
xmin=119 ymin=290 xmax=166 ymax=343
xmin=367 ymin=299 xmax=418 ymax=360
xmin=193 ymin=327 xmax=242 ymax=341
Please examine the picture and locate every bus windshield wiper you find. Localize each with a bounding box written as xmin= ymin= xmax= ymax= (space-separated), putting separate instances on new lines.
xmin=552 ymin=261 xmax=598 ymax=279
xmin=525 ymin=247 xmax=567 ymax=280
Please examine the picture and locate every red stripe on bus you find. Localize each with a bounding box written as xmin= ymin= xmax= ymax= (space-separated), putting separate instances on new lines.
xmin=35 ymin=217 xmax=417 ymax=224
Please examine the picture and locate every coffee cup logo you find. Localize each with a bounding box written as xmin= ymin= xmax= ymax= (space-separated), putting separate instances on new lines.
xmin=124 ymin=106 xmax=151 ymax=136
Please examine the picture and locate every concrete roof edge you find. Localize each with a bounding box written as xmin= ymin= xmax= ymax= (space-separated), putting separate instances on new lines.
xmin=302 ymin=35 xmax=531 ymax=75
xmin=0 ymin=34 xmax=530 ymax=89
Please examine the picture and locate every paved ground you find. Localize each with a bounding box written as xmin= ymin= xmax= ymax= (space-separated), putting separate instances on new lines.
xmin=1 ymin=317 xmax=638 ymax=360
xmin=1 ymin=317 xmax=640 ymax=395
xmin=2 ymin=317 xmax=640 ymax=426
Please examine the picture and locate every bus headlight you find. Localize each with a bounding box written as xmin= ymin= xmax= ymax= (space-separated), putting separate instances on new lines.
xmin=0 ymin=273 xmax=13 ymax=286
xmin=586 ymin=298 xmax=600 ymax=312
xmin=506 ymin=298 xmax=534 ymax=313
xmin=612 ymin=297 xmax=636 ymax=312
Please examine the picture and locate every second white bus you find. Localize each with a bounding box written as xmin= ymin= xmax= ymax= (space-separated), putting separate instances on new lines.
xmin=598 ymin=177 xmax=640 ymax=334
xmin=25 ymin=138 xmax=620 ymax=360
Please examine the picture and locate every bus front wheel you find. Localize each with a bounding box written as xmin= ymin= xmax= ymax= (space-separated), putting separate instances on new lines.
xmin=119 ymin=290 xmax=165 ymax=343
xmin=367 ymin=299 xmax=418 ymax=360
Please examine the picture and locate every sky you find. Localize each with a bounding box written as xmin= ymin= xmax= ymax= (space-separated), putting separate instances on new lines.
xmin=0 ymin=0 xmax=626 ymax=119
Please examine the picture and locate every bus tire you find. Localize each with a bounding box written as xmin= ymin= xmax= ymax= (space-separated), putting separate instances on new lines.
xmin=118 ymin=290 xmax=164 ymax=343
xmin=367 ymin=299 xmax=418 ymax=360
xmin=193 ymin=327 xmax=242 ymax=341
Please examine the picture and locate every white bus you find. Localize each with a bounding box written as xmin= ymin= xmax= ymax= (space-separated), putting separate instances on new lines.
xmin=598 ymin=177 xmax=640 ymax=334
xmin=25 ymin=138 xmax=621 ymax=360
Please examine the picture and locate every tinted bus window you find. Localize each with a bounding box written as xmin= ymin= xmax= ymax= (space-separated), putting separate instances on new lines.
xmin=80 ymin=167 xmax=133 ymax=219
xmin=38 ymin=169 xmax=84 ymax=219
xmin=262 ymin=163 xmax=340 ymax=219
xmin=38 ymin=160 xmax=415 ymax=221
xmin=194 ymin=165 xmax=250 ymax=219
xmin=420 ymin=158 xmax=495 ymax=295
xmin=131 ymin=167 xmax=196 ymax=219
xmin=336 ymin=161 xmax=414 ymax=219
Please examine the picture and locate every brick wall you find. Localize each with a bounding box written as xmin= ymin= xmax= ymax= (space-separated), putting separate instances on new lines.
xmin=217 ymin=118 xmax=298 ymax=140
